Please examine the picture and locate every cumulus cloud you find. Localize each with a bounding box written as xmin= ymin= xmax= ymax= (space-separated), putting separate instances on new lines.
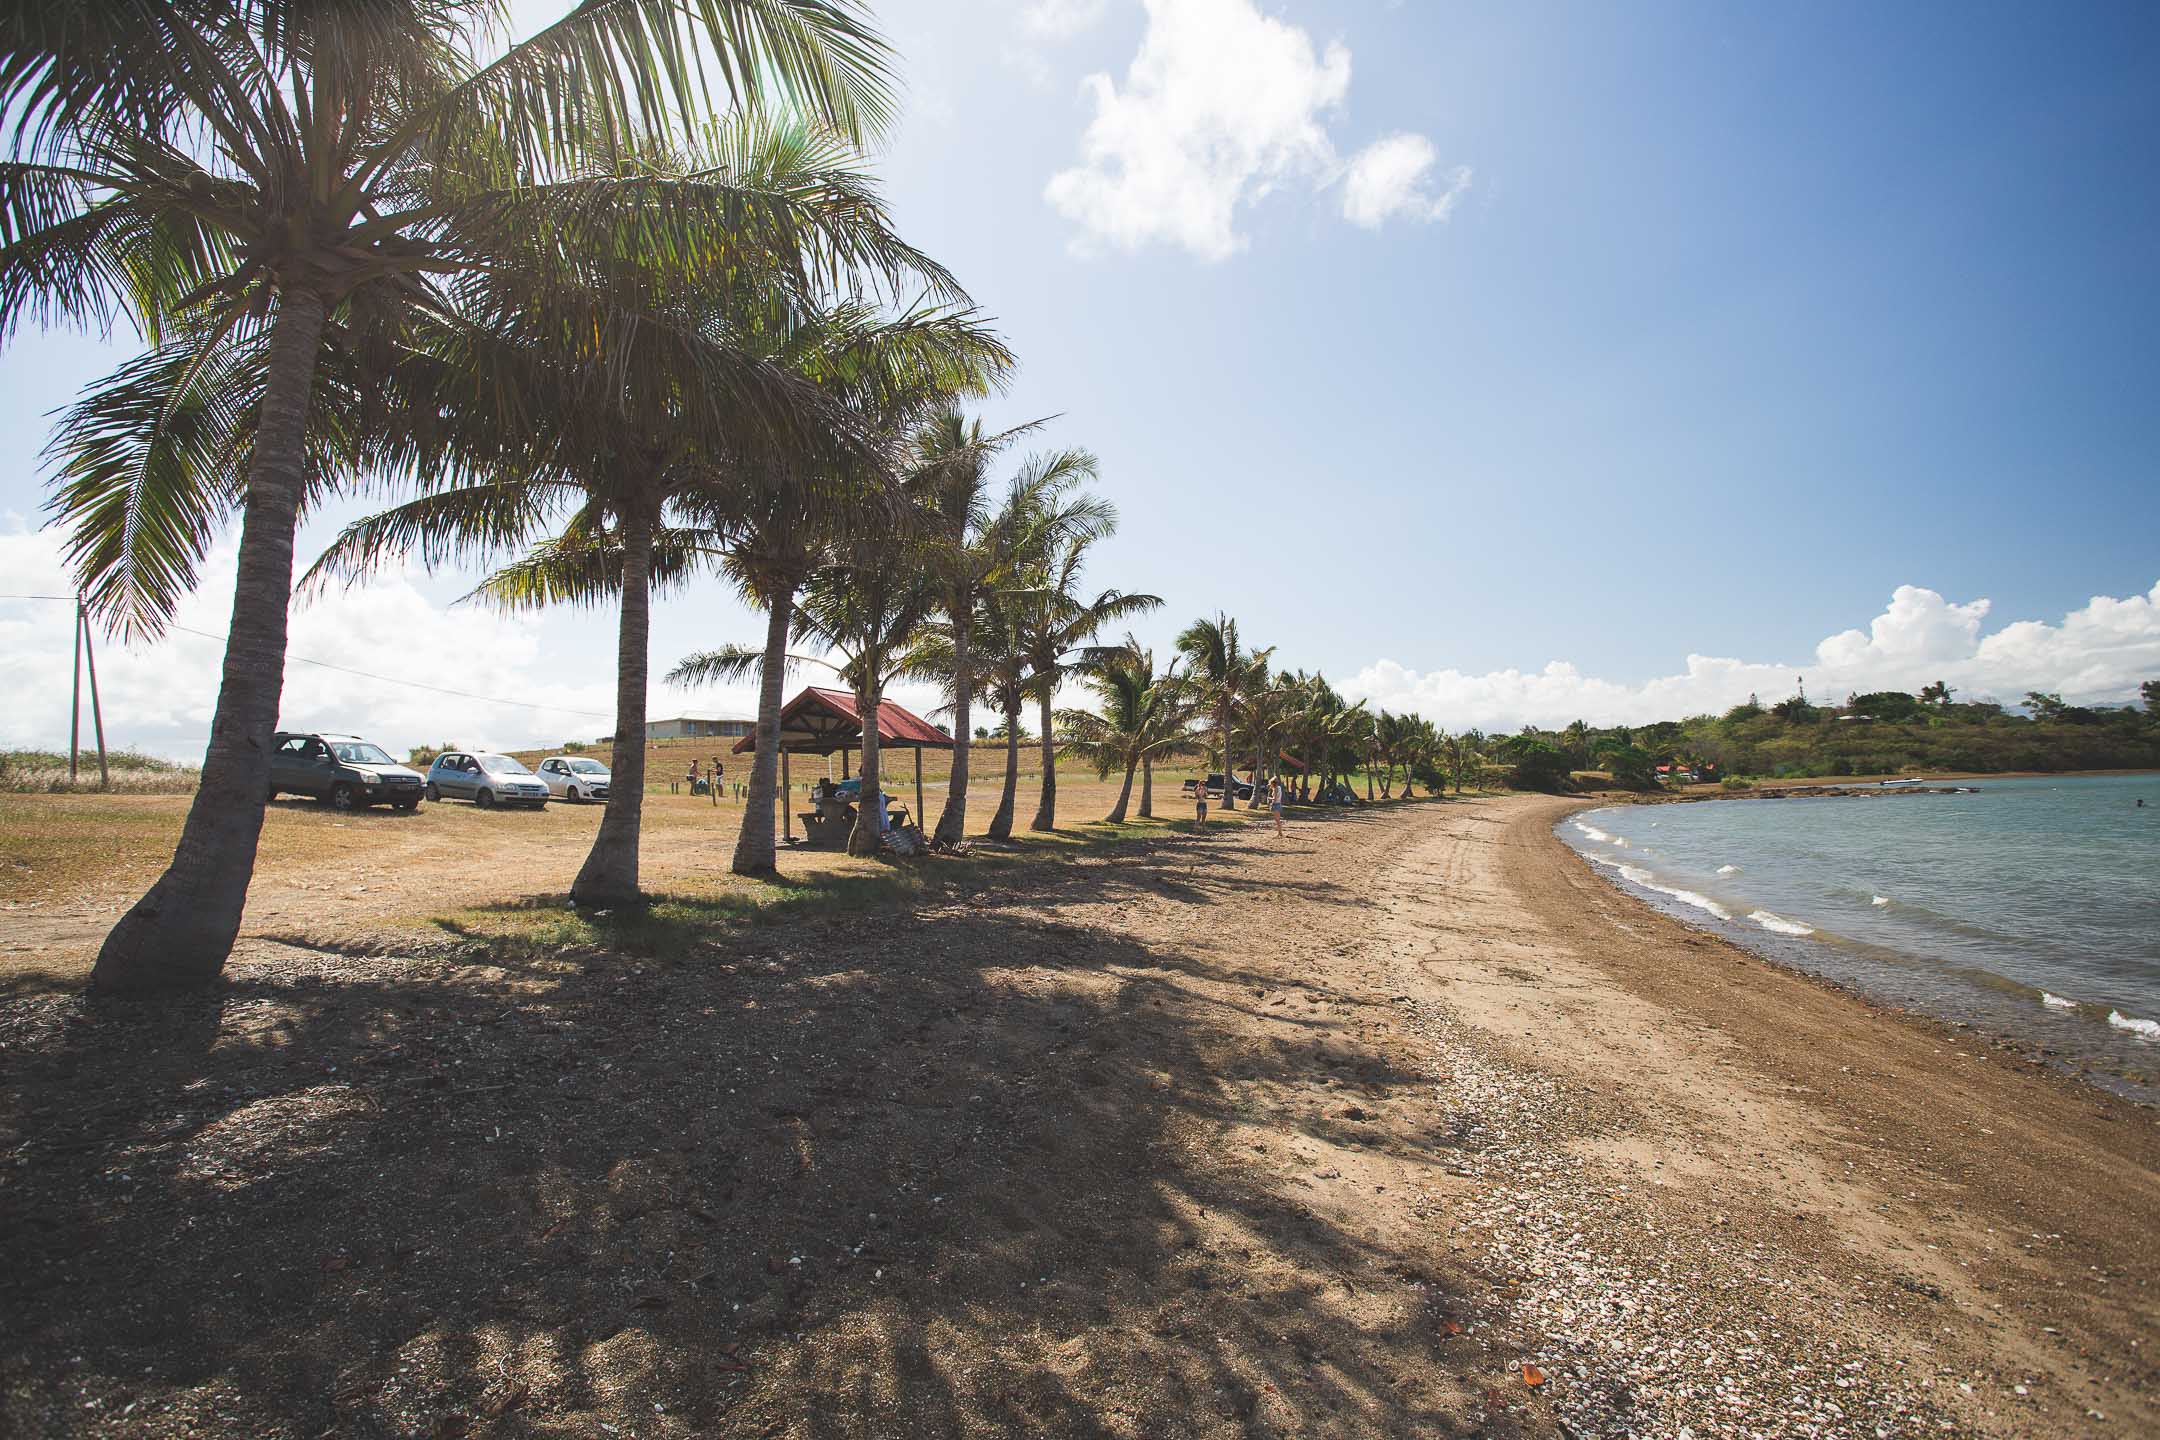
xmin=1020 ymin=0 xmax=1109 ymax=38
xmin=1340 ymin=133 xmax=1472 ymax=228
xmin=1338 ymin=582 xmax=2160 ymax=732
xmin=0 ymin=522 xmax=955 ymax=765
xmin=1044 ymin=0 xmax=1461 ymax=259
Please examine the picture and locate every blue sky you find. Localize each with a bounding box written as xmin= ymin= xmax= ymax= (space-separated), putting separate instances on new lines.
xmin=4 ymin=0 xmax=2157 ymax=756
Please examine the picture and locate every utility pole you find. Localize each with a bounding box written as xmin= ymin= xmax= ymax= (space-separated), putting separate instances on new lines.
xmin=69 ymin=599 xmax=83 ymax=784
xmin=82 ymin=597 xmax=109 ymax=788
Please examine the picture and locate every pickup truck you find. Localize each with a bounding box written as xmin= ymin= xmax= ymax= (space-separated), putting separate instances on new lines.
xmin=268 ymin=732 xmax=427 ymax=811
xmin=1180 ymin=773 xmax=1254 ymax=801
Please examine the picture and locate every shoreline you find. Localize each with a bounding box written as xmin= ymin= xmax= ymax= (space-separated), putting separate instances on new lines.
xmin=1441 ymin=796 xmax=2160 ymax=1435
xmin=1554 ymin=790 xmax=2160 ymax=1103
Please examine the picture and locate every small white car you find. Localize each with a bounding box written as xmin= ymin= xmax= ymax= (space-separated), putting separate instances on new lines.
xmin=537 ymin=755 xmax=612 ymax=802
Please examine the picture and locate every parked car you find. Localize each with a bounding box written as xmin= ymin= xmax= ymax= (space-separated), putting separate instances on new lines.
xmin=1181 ymin=773 xmax=1255 ymax=801
xmin=425 ymin=751 xmax=550 ymax=809
xmin=268 ymin=732 xmax=426 ymax=811
xmin=537 ymin=755 xmax=612 ymax=802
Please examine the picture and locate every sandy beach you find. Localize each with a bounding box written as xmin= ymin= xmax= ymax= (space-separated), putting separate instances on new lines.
xmin=5 ymin=791 xmax=2157 ymax=1437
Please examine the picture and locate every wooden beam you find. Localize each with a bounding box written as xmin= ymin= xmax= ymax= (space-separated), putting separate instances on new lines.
xmin=914 ymin=746 xmax=924 ymax=830
xmin=782 ymin=748 xmax=791 ymax=842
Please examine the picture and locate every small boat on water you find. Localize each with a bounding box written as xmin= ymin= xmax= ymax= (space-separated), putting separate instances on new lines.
xmin=1879 ymin=777 xmax=1926 ymax=788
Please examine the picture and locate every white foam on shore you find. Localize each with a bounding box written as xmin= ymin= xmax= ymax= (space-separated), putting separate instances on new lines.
xmin=1574 ymin=821 xmax=1612 ymax=843
xmin=1871 ymin=895 xmax=1891 ymax=908
xmin=1610 ymin=836 xmax=1630 ymax=848
xmin=2108 ymin=1011 xmax=2160 ymax=1040
xmin=1715 ymin=864 xmax=1741 ymax=875
xmin=1602 ymin=860 xmax=1733 ymax=920
xmin=2042 ymin=993 xmax=2078 ymax=1012
xmin=1748 ymin=909 xmax=1816 ymax=937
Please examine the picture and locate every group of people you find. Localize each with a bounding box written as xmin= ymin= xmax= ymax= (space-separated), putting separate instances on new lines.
xmin=684 ymin=756 xmax=726 ymax=799
xmin=1194 ymin=775 xmax=1289 ymax=836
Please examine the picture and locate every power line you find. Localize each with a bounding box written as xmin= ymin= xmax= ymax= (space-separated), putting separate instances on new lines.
xmin=4 ymin=592 xmax=612 ymax=720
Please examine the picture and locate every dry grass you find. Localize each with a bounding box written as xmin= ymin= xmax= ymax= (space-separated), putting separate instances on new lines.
xmin=1 ymin=749 xmax=199 ymax=796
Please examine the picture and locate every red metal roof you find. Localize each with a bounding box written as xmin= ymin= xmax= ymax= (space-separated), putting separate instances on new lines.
xmin=731 ymin=687 xmax=955 ymax=754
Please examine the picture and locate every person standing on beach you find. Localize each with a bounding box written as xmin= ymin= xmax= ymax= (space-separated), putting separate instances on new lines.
xmin=1195 ymin=778 xmax=1209 ymax=827
xmin=1269 ymin=777 xmax=1285 ymax=836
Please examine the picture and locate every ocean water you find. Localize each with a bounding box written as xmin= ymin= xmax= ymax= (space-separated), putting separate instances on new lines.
xmin=1558 ymin=775 xmax=2160 ymax=1101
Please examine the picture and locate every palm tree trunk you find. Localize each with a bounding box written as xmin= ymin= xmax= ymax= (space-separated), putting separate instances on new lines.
xmin=1302 ymin=743 xmax=1316 ymax=802
xmin=572 ymin=504 xmax=654 ymax=906
xmin=1216 ymin=699 xmax=1236 ymax=810
xmin=935 ymin=618 xmax=972 ymax=844
xmin=1106 ymin=751 xmax=1138 ymax=823
xmin=988 ymin=694 xmax=1021 ymax=839
xmin=1029 ymin=686 xmax=1057 ymax=831
xmin=1140 ymin=755 xmax=1154 ymax=818
xmin=1364 ymin=764 xmax=1374 ymax=801
xmin=732 ymin=585 xmax=795 ymax=877
xmin=93 ymin=290 xmax=329 ymax=994
xmin=848 ymin=687 xmax=885 ymax=855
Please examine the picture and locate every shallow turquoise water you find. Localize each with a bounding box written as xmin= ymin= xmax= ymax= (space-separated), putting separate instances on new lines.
xmin=1559 ymin=774 xmax=2160 ymax=1100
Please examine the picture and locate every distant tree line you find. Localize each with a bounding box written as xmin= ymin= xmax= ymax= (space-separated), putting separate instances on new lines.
xmin=1503 ymin=681 xmax=2160 ymax=791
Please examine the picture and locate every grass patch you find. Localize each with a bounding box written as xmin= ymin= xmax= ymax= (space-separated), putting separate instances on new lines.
xmin=1 ymin=748 xmax=198 ymax=794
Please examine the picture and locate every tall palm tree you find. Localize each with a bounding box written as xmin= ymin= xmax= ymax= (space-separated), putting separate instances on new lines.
xmin=673 ymin=512 xmax=939 ymax=857
xmin=1176 ymin=613 xmax=1248 ymax=810
xmin=1055 ymin=639 xmax=1193 ymax=824
xmin=5 ymin=0 xmax=913 ymax=991
xmin=1019 ymin=532 xmax=1159 ymax=832
xmin=904 ymin=414 xmax=1094 ymax=844
xmin=304 ymin=163 xmax=980 ymax=904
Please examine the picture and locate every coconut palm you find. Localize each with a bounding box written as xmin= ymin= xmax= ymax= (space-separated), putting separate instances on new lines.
xmin=302 ymin=143 xmax=983 ymax=903
xmin=1018 ymin=531 xmax=1160 ymax=832
xmin=1054 ymin=639 xmax=1194 ymax=824
xmin=673 ymin=519 xmax=938 ymax=856
xmin=1175 ymin=613 xmax=1252 ymax=810
xmin=904 ymin=414 xmax=1102 ymax=844
xmin=4 ymin=0 xmax=918 ymax=991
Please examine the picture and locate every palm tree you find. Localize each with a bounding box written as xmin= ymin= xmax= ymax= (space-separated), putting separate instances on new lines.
xmin=1176 ymin=614 xmax=1249 ymax=810
xmin=1055 ymin=639 xmax=1194 ymax=823
xmin=904 ymin=416 xmax=1095 ymax=845
xmin=1019 ymin=532 xmax=1160 ymax=832
xmin=304 ymin=165 xmax=981 ymax=904
xmin=5 ymin=1 xmax=912 ymax=991
xmin=673 ymin=513 xmax=939 ymax=856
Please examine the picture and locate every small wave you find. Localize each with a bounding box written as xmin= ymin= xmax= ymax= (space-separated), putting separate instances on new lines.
xmin=1574 ymin=822 xmax=1612 ymax=843
xmin=1748 ymin=909 xmax=1816 ymax=937
xmin=1610 ymin=836 xmax=1629 ymax=848
xmin=1870 ymin=895 xmax=1891 ymax=908
xmin=1715 ymin=864 xmax=1741 ymax=875
xmin=2041 ymin=993 xmax=2078 ymax=1012
xmin=1606 ymin=862 xmax=1733 ymax=920
xmin=2108 ymin=1011 xmax=2160 ymax=1040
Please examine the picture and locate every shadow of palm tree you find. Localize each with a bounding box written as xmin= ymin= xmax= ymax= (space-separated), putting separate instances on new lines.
xmin=0 ymin=802 xmax=1545 ymax=1438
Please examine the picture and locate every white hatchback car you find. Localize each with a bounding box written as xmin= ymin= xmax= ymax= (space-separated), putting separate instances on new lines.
xmin=537 ymin=755 xmax=612 ymax=802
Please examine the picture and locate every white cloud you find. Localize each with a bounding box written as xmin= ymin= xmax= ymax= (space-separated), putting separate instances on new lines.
xmin=1341 ymin=132 xmax=1471 ymax=228
xmin=0 ymin=522 xmax=953 ymax=765
xmin=1046 ymin=0 xmax=1376 ymax=260
xmin=1339 ymin=582 xmax=2160 ymax=731
xmin=1021 ymin=0 xmax=1109 ymax=38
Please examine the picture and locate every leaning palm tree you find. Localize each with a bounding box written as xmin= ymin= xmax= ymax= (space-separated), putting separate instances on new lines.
xmin=1018 ymin=533 xmax=1160 ymax=832
xmin=5 ymin=0 xmax=913 ymax=991
xmin=1055 ymin=639 xmax=1194 ymax=823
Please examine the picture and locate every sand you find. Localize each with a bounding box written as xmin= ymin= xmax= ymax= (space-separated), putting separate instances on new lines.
xmin=3 ymin=792 xmax=2155 ymax=1437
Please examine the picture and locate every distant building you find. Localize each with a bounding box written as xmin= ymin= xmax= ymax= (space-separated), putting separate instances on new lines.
xmin=647 ymin=715 xmax=756 ymax=740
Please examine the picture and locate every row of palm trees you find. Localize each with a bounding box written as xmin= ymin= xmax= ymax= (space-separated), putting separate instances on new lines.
xmin=0 ymin=1 xmax=1017 ymax=992
xmin=1 ymin=3 xmax=1487 ymax=996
